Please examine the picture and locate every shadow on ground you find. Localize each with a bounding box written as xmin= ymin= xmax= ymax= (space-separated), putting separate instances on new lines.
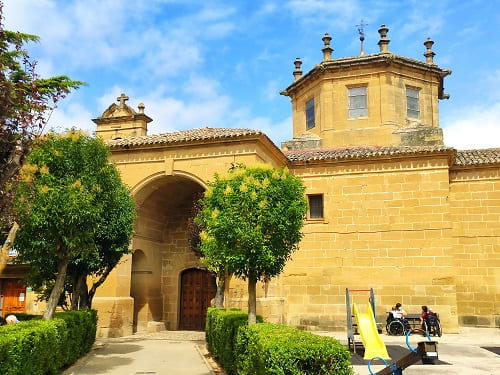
xmin=481 ymin=347 xmax=500 ymax=355
xmin=350 ymin=344 xmax=451 ymax=366
xmin=95 ymin=343 xmax=143 ymax=355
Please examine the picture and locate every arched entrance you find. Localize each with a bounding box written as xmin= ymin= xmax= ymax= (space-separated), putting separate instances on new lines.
xmin=131 ymin=174 xmax=207 ymax=330
xmin=179 ymin=268 xmax=216 ymax=330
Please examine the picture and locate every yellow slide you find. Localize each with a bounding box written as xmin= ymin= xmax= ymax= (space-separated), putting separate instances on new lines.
xmin=353 ymin=303 xmax=390 ymax=360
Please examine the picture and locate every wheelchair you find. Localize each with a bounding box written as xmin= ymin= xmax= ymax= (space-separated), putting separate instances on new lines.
xmin=386 ymin=313 xmax=411 ymax=336
xmin=423 ymin=312 xmax=442 ymax=337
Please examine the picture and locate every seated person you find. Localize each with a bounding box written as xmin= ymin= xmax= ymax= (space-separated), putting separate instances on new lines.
xmin=389 ymin=306 xmax=397 ymax=319
xmin=420 ymin=305 xmax=429 ymax=332
xmin=392 ymin=302 xmax=408 ymax=319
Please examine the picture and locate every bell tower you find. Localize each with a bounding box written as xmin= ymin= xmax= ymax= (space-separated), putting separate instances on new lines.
xmin=92 ymin=93 xmax=153 ymax=141
xmin=280 ymin=25 xmax=451 ymax=150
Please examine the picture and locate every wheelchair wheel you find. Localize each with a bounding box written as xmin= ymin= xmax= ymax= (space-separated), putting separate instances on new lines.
xmin=388 ymin=320 xmax=405 ymax=336
xmin=421 ymin=321 xmax=428 ymax=335
xmin=402 ymin=319 xmax=411 ymax=333
xmin=431 ymin=321 xmax=442 ymax=337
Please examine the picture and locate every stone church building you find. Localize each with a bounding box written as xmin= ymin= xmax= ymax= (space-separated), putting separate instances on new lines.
xmin=2 ymin=26 xmax=498 ymax=337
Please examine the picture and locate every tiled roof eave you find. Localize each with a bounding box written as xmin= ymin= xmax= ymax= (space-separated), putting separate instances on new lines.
xmin=451 ymin=162 xmax=500 ymax=169
xmin=453 ymin=148 xmax=500 ymax=167
xmin=105 ymin=127 xmax=265 ymax=149
xmin=285 ymin=146 xmax=456 ymax=164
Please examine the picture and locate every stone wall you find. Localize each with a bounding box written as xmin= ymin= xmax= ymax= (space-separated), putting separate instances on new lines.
xmin=450 ymin=166 xmax=500 ymax=327
xmin=280 ymin=153 xmax=459 ymax=332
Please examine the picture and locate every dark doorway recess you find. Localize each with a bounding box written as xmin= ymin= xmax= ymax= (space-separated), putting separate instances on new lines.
xmin=179 ymin=268 xmax=216 ymax=330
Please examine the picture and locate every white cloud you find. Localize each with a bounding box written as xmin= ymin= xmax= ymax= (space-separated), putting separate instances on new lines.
xmin=44 ymin=102 xmax=95 ymax=134
xmin=442 ymin=102 xmax=500 ymax=150
xmin=397 ymin=0 xmax=450 ymax=41
xmin=181 ymin=75 xmax=222 ymax=98
xmin=3 ymin=0 xmax=233 ymax=77
xmin=263 ymin=80 xmax=280 ymax=101
xmin=255 ymin=3 xmax=278 ymax=17
xmin=285 ymin=0 xmax=361 ymax=29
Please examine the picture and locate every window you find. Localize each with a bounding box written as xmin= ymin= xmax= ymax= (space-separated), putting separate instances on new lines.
xmin=306 ymin=98 xmax=315 ymax=129
xmin=406 ymin=88 xmax=420 ymax=119
xmin=308 ymin=194 xmax=324 ymax=219
xmin=348 ymin=86 xmax=367 ymax=118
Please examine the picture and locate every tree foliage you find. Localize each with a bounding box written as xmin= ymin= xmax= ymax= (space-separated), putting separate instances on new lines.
xmin=196 ymin=164 xmax=307 ymax=323
xmin=13 ymin=130 xmax=136 ymax=319
xmin=0 ymin=1 xmax=83 ymax=236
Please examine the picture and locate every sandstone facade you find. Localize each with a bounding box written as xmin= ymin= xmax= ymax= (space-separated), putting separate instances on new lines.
xmin=3 ymin=26 xmax=498 ymax=337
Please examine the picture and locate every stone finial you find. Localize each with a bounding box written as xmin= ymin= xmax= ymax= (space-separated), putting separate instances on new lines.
xmin=377 ymin=24 xmax=390 ymax=53
xmin=117 ymin=93 xmax=129 ymax=108
xmin=424 ymin=37 xmax=436 ymax=64
xmin=293 ymin=57 xmax=303 ymax=81
xmin=322 ymin=33 xmax=333 ymax=61
xmin=138 ymin=102 xmax=145 ymax=114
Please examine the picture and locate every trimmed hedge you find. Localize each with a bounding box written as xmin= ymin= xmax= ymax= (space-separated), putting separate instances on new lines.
xmin=235 ymin=323 xmax=353 ymax=375
xmin=0 ymin=310 xmax=97 ymax=375
xmin=206 ymin=308 xmax=263 ymax=374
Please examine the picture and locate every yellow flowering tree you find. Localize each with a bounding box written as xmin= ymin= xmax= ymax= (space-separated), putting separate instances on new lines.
xmin=196 ymin=164 xmax=307 ymax=324
xmin=14 ymin=130 xmax=135 ymax=319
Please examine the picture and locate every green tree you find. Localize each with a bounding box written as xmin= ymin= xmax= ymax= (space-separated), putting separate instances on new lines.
xmin=187 ymin=192 xmax=226 ymax=308
xmin=196 ymin=164 xmax=307 ymax=324
xmin=70 ymin=168 xmax=136 ymax=310
xmin=14 ymin=130 xmax=136 ymax=319
xmin=0 ymin=1 xmax=83 ymax=244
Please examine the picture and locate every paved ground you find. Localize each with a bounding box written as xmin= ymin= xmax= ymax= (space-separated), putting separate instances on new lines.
xmin=62 ymin=327 xmax=499 ymax=375
xmin=319 ymin=327 xmax=500 ymax=374
xmin=61 ymin=331 xmax=213 ymax=375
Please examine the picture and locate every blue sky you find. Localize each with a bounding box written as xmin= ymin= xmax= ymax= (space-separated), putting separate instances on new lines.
xmin=4 ymin=0 xmax=499 ymax=150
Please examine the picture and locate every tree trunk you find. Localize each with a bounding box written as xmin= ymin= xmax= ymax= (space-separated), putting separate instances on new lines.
xmin=248 ymin=274 xmax=257 ymax=325
xmin=0 ymin=222 xmax=19 ymax=276
xmin=214 ymin=274 xmax=225 ymax=308
xmin=77 ymin=274 xmax=89 ymax=310
xmin=224 ymin=271 xmax=232 ymax=312
xmin=0 ymin=147 xmax=23 ymax=188
xmin=70 ymin=273 xmax=79 ymax=310
xmin=88 ymin=265 xmax=113 ymax=309
xmin=43 ymin=257 xmax=69 ymax=320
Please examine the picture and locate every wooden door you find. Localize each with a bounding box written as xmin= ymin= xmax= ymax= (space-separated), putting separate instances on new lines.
xmin=179 ymin=269 xmax=216 ymax=330
xmin=2 ymin=281 xmax=26 ymax=317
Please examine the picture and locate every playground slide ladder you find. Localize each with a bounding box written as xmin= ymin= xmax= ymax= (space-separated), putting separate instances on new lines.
xmin=346 ymin=287 xmax=377 ymax=354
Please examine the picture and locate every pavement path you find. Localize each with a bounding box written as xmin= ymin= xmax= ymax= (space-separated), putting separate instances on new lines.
xmin=62 ymin=327 xmax=500 ymax=375
xmin=61 ymin=331 xmax=213 ymax=375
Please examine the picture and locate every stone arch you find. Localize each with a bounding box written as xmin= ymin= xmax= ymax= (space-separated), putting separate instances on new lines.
xmin=131 ymin=170 xmax=207 ymax=207
xmin=130 ymin=173 xmax=206 ymax=330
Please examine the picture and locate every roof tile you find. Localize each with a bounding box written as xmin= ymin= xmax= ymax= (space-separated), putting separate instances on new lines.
xmin=285 ymin=145 xmax=454 ymax=162
xmin=455 ymin=148 xmax=500 ymax=166
xmin=106 ymin=127 xmax=263 ymax=148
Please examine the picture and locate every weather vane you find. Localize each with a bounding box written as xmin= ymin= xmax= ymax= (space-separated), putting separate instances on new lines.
xmin=356 ymin=19 xmax=368 ymax=56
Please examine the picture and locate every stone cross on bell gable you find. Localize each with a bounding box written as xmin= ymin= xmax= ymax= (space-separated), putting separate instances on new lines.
xmin=117 ymin=93 xmax=129 ymax=108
